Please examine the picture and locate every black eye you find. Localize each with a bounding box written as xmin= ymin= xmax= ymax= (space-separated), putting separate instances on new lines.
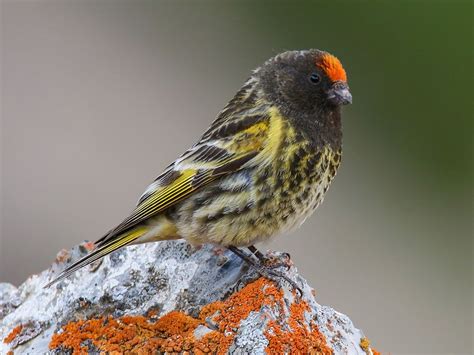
xmin=309 ymin=73 xmax=321 ymax=84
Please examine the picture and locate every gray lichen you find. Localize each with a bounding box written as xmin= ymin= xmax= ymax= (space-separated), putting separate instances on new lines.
xmin=0 ymin=240 xmax=373 ymax=354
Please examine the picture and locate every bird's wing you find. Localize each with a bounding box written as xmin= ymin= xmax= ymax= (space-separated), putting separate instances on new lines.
xmin=96 ymin=90 xmax=270 ymax=247
xmin=44 ymin=80 xmax=271 ymax=288
xmin=96 ymin=147 xmax=261 ymax=246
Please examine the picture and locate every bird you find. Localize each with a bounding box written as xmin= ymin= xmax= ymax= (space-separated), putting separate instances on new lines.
xmin=45 ymin=49 xmax=352 ymax=290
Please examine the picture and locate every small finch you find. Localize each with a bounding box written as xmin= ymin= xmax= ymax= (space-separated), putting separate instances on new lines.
xmin=46 ymin=49 xmax=352 ymax=290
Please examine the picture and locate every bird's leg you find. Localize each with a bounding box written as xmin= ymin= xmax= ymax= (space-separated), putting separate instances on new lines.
xmin=247 ymin=245 xmax=291 ymax=270
xmin=247 ymin=245 xmax=266 ymax=262
xmin=229 ymin=246 xmax=302 ymax=297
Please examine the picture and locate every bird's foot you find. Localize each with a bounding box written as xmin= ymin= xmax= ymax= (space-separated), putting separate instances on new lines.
xmin=248 ymin=245 xmax=292 ymax=270
xmin=229 ymin=246 xmax=302 ymax=298
xmin=254 ymin=264 xmax=303 ymax=298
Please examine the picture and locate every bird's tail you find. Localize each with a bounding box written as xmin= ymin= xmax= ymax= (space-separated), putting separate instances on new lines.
xmin=44 ymin=226 xmax=148 ymax=288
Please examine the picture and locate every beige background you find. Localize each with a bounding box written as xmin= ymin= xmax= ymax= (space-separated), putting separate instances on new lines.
xmin=1 ymin=1 xmax=472 ymax=353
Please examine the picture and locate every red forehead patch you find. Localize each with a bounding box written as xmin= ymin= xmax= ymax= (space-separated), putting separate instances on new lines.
xmin=317 ymin=53 xmax=347 ymax=82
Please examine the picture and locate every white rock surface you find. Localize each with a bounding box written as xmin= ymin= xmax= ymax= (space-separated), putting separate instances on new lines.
xmin=0 ymin=240 xmax=374 ymax=354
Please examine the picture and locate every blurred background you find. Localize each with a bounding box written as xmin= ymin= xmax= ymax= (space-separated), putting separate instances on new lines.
xmin=1 ymin=0 xmax=472 ymax=353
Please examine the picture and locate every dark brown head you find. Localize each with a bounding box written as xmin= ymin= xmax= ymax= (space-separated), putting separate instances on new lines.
xmin=257 ymin=49 xmax=352 ymax=117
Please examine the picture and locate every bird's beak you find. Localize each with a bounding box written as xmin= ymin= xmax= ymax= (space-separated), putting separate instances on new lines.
xmin=327 ymin=82 xmax=352 ymax=106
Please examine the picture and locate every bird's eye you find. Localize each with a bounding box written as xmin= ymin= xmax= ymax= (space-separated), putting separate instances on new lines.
xmin=309 ymin=73 xmax=321 ymax=84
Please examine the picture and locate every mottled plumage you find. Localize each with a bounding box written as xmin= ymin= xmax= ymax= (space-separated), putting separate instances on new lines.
xmin=46 ymin=49 xmax=351 ymax=287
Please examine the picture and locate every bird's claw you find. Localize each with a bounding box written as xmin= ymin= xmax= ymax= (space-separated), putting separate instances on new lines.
xmin=229 ymin=246 xmax=303 ymax=298
xmin=255 ymin=265 xmax=303 ymax=298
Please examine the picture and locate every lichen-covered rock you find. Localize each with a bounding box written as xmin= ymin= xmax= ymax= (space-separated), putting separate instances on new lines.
xmin=0 ymin=240 xmax=377 ymax=354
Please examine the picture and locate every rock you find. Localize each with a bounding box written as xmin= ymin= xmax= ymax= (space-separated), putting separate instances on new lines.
xmin=0 ymin=240 xmax=377 ymax=354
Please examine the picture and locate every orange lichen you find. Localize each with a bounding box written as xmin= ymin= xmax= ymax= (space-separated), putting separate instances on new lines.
xmin=195 ymin=331 xmax=227 ymax=354
xmin=83 ymin=241 xmax=95 ymax=251
xmin=49 ymin=313 xmax=201 ymax=354
xmin=54 ymin=249 xmax=70 ymax=264
xmin=318 ymin=53 xmax=347 ymax=82
xmin=154 ymin=311 xmax=200 ymax=336
xmin=49 ymin=278 xmax=332 ymax=354
xmin=198 ymin=300 xmax=224 ymax=321
xmin=360 ymin=337 xmax=370 ymax=352
xmin=360 ymin=337 xmax=381 ymax=355
xmin=196 ymin=277 xmax=286 ymax=354
xmin=3 ymin=325 xmax=23 ymax=344
xmin=265 ymin=301 xmax=331 ymax=354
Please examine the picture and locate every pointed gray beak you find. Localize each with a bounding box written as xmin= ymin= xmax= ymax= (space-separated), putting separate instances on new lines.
xmin=327 ymin=82 xmax=352 ymax=106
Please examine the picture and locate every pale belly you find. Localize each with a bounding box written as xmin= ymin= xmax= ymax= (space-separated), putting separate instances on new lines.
xmin=174 ymin=146 xmax=341 ymax=247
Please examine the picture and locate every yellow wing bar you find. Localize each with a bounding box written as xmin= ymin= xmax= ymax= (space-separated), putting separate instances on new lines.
xmin=99 ymin=151 xmax=258 ymax=245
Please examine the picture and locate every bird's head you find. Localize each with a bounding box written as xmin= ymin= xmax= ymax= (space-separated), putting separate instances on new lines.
xmin=258 ymin=49 xmax=352 ymax=116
